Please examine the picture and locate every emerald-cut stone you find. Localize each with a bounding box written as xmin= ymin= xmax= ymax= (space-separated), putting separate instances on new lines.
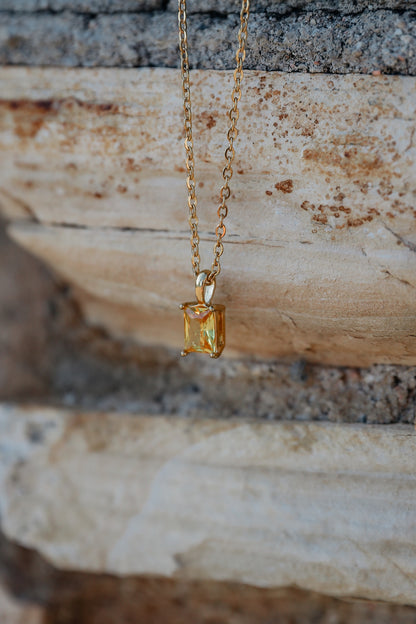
xmin=182 ymin=302 xmax=225 ymax=358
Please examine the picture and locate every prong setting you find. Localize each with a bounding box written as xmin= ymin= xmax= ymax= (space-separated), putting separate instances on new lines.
xmin=181 ymin=302 xmax=225 ymax=359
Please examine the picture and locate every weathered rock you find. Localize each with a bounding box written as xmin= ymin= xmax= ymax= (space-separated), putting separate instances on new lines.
xmin=0 ymin=8 xmax=415 ymax=73
xmin=1 ymin=67 xmax=416 ymax=365
xmin=0 ymin=405 xmax=415 ymax=604
xmin=50 ymin=342 xmax=416 ymax=424
xmin=0 ymin=217 xmax=415 ymax=424
xmin=2 ymin=0 xmax=416 ymax=14
xmin=0 ymin=0 xmax=163 ymax=10
xmin=2 ymin=532 xmax=416 ymax=624
xmin=167 ymin=0 xmax=416 ymax=13
xmin=0 ymin=0 xmax=415 ymax=618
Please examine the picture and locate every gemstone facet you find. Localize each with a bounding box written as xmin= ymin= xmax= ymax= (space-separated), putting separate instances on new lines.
xmin=182 ymin=302 xmax=225 ymax=358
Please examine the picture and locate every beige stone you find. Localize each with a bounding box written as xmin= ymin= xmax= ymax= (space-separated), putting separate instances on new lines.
xmin=0 ymin=67 xmax=415 ymax=364
xmin=1 ymin=404 xmax=415 ymax=604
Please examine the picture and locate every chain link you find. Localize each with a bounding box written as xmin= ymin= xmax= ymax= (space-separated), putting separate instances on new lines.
xmin=178 ymin=0 xmax=250 ymax=282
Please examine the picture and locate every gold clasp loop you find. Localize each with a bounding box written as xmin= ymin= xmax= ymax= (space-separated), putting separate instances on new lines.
xmin=195 ymin=270 xmax=216 ymax=305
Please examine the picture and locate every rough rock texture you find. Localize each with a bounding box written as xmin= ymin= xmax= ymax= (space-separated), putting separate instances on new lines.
xmin=49 ymin=339 xmax=416 ymax=424
xmin=53 ymin=350 xmax=416 ymax=424
xmin=0 ymin=0 xmax=415 ymax=618
xmin=1 ymin=534 xmax=416 ymax=624
xmin=2 ymin=67 xmax=416 ymax=366
xmin=2 ymin=1 xmax=416 ymax=13
xmin=0 ymin=4 xmax=415 ymax=73
xmin=1 ymin=406 xmax=414 ymax=599
xmin=0 ymin=218 xmax=415 ymax=423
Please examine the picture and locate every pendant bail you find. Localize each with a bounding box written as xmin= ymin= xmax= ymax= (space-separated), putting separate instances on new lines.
xmin=195 ymin=270 xmax=216 ymax=305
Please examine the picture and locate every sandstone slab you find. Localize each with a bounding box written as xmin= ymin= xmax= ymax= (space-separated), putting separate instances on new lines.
xmin=0 ymin=404 xmax=415 ymax=604
xmin=1 ymin=68 xmax=415 ymax=364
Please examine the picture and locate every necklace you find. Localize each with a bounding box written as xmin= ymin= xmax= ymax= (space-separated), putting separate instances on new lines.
xmin=178 ymin=0 xmax=250 ymax=358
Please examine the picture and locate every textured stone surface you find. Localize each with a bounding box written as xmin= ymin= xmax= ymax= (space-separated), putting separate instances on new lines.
xmin=0 ymin=6 xmax=415 ymax=73
xmin=2 ymin=533 xmax=416 ymax=624
xmin=0 ymin=218 xmax=415 ymax=424
xmin=0 ymin=0 xmax=163 ymax=10
xmin=1 ymin=67 xmax=416 ymax=365
xmin=0 ymin=2 xmax=415 ymax=617
xmin=2 ymin=0 xmax=416 ymax=12
xmin=49 ymin=340 xmax=416 ymax=424
xmin=0 ymin=405 xmax=415 ymax=602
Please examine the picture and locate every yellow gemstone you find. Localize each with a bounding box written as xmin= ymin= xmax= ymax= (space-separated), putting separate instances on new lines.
xmin=182 ymin=302 xmax=225 ymax=358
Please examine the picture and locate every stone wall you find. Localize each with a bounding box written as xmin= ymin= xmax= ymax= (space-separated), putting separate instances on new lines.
xmin=0 ymin=0 xmax=415 ymax=73
xmin=1 ymin=1 xmax=416 ymax=621
xmin=2 ymin=532 xmax=416 ymax=624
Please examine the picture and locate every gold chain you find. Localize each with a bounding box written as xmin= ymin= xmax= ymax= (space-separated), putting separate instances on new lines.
xmin=178 ymin=0 xmax=250 ymax=283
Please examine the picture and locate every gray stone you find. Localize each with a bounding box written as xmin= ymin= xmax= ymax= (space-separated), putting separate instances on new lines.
xmin=2 ymin=0 xmax=416 ymax=14
xmin=53 ymin=348 xmax=416 ymax=425
xmin=0 ymin=1 xmax=163 ymax=11
xmin=167 ymin=0 xmax=416 ymax=13
xmin=0 ymin=7 xmax=415 ymax=73
xmin=0 ymin=217 xmax=415 ymax=425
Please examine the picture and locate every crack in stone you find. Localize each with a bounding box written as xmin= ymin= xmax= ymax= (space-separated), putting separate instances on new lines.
xmin=383 ymin=268 xmax=413 ymax=288
xmin=405 ymin=127 xmax=415 ymax=152
xmin=383 ymin=222 xmax=416 ymax=254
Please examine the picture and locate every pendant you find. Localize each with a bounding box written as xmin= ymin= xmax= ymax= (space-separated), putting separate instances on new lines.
xmin=180 ymin=270 xmax=225 ymax=359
